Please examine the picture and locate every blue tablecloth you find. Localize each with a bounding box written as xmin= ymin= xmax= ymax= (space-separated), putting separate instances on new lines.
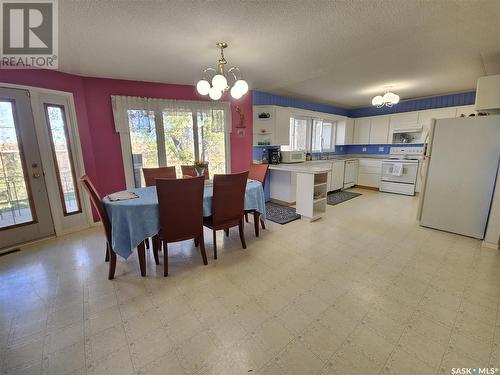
xmin=103 ymin=180 xmax=266 ymax=259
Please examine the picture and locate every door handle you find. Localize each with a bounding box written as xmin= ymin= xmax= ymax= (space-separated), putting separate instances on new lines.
xmin=32 ymin=172 xmax=41 ymax=179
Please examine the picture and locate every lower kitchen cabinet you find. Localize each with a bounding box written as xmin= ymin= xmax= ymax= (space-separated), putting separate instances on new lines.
xmin=330 ymin=161 xmax=345 ymax=191
xmin=357 ymin=158 xmax=382 ymax=188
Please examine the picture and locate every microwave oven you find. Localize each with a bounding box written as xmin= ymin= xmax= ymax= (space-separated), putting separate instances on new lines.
xmin=281 ymin=150 xmax=306 ymax=163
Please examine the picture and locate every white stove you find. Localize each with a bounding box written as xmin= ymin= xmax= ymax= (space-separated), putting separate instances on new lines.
xmin=380 ymin=147 xmax=424 ymax=196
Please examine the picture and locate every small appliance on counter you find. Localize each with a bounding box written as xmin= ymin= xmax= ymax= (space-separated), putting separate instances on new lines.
xmin=280 ymin=150 xmax=306 ymax=164
xmin=269 ymin=149 xmax=281 ymax=164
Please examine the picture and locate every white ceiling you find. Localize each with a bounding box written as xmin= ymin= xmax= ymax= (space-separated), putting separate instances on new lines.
xmin=59 ymin=0 xmax=500 ymax=108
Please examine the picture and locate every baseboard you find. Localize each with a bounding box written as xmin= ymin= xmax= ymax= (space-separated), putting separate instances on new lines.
xmin=354 ymin=185 xmax=379 ymax=191
xmin=269 ymin=198 xmax=295 ymax=206
xmin=482 ymin=240 xmax=499 ymax=250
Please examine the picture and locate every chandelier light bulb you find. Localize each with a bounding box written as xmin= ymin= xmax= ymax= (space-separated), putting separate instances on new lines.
xmin=372 ymin=96 xmax=383 ymax=106
xmin=212 ymin=74 xmax=227 ymax=90
xmin=372 ymin=91 xmax=400 ymax=107
xmin=230 ymin=85 xmax=243 ymax=99
xmin=234 ymin=80 xmax=249 ymax=95
xmin=196 ymin=80 xmax=210 ymax=96
xmin=208 ymin=86 xmax=222 ymax=100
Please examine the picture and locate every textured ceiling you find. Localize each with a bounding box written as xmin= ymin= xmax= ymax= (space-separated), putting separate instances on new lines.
xmin=58 ymin=0 xmax=500 ymax=108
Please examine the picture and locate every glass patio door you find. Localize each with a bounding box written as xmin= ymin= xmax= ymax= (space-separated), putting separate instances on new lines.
xmin=0 ymin=87 xmax=54 ymax=249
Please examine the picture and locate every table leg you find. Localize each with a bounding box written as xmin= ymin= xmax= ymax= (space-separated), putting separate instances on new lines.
xmin=253 ymin=211 xmax=260 ymax=237
xmin=137 ymin=241 xmax=146 ymax=277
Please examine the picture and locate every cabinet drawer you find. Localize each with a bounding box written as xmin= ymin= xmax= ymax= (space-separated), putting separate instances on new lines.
xmin=359 ymin=165 xmax=381 ymax=174
xmin=358 ymin=158 xmax=383 ymax=167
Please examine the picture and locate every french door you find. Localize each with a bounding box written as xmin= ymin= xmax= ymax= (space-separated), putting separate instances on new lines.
xmin=0 ymin=87 xmax=54 ymax=248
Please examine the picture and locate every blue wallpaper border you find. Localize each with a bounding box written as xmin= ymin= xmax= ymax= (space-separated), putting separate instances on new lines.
xmin=253 ymin=91 xmax=476 ymax=118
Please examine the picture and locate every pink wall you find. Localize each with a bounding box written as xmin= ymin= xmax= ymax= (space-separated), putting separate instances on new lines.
xmin=0 ymin=70 xmax=253 ymax=197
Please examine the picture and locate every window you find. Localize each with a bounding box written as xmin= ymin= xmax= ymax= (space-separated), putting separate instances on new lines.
xmin=289 ymin=117 xmax=309 ymax=151
xmin=44 ymin=104 xmax=81 ymax=215
xmin=128 ymin=110 xmax=158 ymax=187
xmin=113 ymin=97 xmax=231 ymax=188
xmin=288 ymin=116 xmax=336 ymax=152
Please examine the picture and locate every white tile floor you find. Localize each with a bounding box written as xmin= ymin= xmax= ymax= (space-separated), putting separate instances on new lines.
xmin=1 ymin=188 xmax=499 ymax=375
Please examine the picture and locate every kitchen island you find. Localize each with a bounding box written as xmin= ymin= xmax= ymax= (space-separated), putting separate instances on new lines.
xmin=269 ymin=163 xmax=331 ymax=221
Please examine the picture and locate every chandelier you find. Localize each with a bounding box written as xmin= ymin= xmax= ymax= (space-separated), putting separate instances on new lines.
xmin=372 ymin=91 xmax=400 ymax=108
xmin=196 ymin=42 xmax=249 ymax=100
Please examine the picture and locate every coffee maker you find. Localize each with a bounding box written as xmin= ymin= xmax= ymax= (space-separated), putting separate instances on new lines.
xmin=269 ymin=149 xmax=280 ymax=164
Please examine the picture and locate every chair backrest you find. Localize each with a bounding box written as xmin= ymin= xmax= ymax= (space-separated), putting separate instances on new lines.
xmin=156 ymin=175 xmax=205 ymax=242
xmin=181 ymin=164 xmax=209 ymax=180
xmin=248 ymin=163 xmax=269 ymax=187
xmin=143 ymin=167 xmax=176 ymax=187
xmin=212 ymin=171 xmax=249 ymax=227
xmin=79 ymin=175 xmax=112 ymax=244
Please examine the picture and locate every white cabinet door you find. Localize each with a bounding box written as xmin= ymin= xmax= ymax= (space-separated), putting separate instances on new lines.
xmin=275 ymin=106 xmax=291 ymax=145
xmin=389 ymin=112 xmax=419 ymax=130
xmin=417 ymin=107 xmax=457 ymax=143
xmin=369 ymin=116 xmax=390 ymax=144
xmin=353 ymin=118 xmax=371 ymax=144
xmin=357 ymin=158 xmax=382 ymax=188
xmin=336 ymin=118 xmax=354 ymax=145
xmin=330 ymin=161 xmax=345 ymax=191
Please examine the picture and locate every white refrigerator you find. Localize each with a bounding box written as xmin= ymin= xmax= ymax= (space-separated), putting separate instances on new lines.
xmin=418 ymin=115 xmax=500 ymax=239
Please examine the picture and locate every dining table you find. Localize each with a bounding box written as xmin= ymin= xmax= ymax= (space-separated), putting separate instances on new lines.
xmin=103 ymin=179 xmax=266 ymax=271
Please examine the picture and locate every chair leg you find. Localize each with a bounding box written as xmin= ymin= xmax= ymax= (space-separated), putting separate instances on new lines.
xmin=199 ymin=233 xmax=208 ymax=265
xmin=108 ymin=248 xmax=116 ymax=280
xmin=137 ymin=241 xmax=146 ymax=277
xmin=245 ymin=212 xmax=249 ymax=223
xmin=152 ymin=236 xmax=159 ymax=265
xmin=260 ymin=218 xmax=266 ymax=230
xmin=163 ymin=241 xmax=169 ymax=277
xmin=105 ymin=242 xmax=110 ymax=262
xmin=224 ymin=228 xmax=229 ymax=237
xmin=253 ymin=211 xmax=260 ymax=237
xmin=145 ymin=238 xmax=150 ymax=249
xmin=194 ymin=237 xmax=199 ymax=247
xmin=213 ymin=230 xmax=217 ymax=260
xmin=238 ymin=219 xmax=247 ymax=249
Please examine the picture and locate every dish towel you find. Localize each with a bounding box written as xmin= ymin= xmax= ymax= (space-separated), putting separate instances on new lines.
xmin=392 ymin=163 xmax=403 ymax=176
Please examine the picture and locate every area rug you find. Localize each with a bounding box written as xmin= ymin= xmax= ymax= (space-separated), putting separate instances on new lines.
xmin=265 ymin=202 xmax=301 ymax=224
xmin=327 ymin=190 xmax=362 ymax=206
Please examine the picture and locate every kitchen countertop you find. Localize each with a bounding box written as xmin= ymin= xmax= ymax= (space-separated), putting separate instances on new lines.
xmin=269 ymin=163 xmax=331 ymax=174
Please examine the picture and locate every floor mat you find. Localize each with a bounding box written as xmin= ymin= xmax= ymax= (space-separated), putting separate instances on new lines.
xmin=327 ymin=190 xmax=362 ymax=206
xmin=265 ymin=202 xmax=301 ymax=224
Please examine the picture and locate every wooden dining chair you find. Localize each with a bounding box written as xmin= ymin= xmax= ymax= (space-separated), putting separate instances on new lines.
xmin=142 ymin=166 xmax=177 ymax=252
xmin=143 ymin=166 xmax=176 ymax=186
xmin=181 ymin=164 xmax=210 ymax=180
xmin=156 ymin=176 xmax=208 ymax=276
xmin=80 ymin=175 xmax=146 ymax=280
xmin=245 ymin=163 xmax=269 ymax=236
xmin=203 ymin=171 xmax=249 ymax=259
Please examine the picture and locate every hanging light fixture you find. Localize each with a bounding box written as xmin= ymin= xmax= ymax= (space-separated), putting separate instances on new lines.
xmin=372 ymin=90 xmax=400 ymax=108
xmin=196 ymin=42 xmax=249 ymax=100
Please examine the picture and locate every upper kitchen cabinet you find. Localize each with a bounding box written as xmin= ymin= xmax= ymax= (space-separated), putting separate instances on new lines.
xmin=353 ymin=117 xmax=371 ymax=144
xmin=369 ymin=116 xmax=390 ymax=144
xmin=335 ymin=117 xmax=354 ymax=145
xmin=417 ymin=107 xmax=457 ymax=142
xmin=389 ymin=111 xmax=419 ymax=131
xmin=253 ymin=105 xmax=291 ymax=146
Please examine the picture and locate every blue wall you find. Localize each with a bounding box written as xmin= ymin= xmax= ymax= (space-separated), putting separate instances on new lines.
xmin=253 ymin=91 xmax=476 ymax=118
xmin=253 ymin=91 xmax=349 ymax=116
xmin=349 ymin=91 xmax=476 ymax=118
